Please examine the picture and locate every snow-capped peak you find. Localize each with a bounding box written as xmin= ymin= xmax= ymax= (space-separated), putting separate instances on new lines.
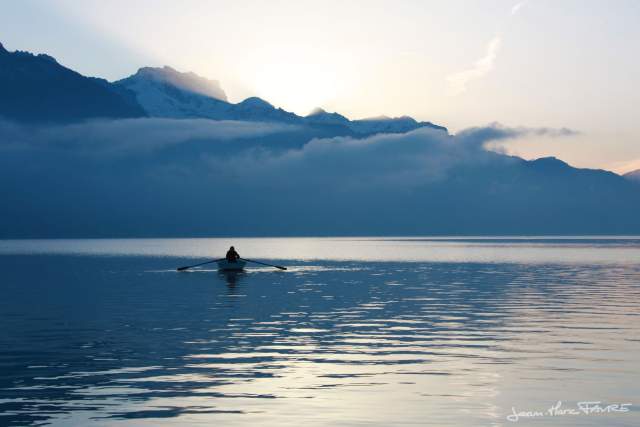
xmin=115 ymin=66 xmax=231 ymax=119
xmin=114 ymin=65 xmax=447 ymax=132
xmin=122 ymin=66 xmax=228 ymax=101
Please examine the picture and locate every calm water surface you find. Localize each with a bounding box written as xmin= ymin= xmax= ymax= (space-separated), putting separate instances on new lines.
xmin=0 ymin=237 xmax=639 ymax=426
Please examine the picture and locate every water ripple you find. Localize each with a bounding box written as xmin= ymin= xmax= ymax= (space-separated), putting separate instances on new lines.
xmin=1 ymin=243 xmax=639 ymax=425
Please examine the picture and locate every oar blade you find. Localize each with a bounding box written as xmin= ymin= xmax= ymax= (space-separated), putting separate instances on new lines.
xmin=176 ymin=258 xmax=223 ymax=272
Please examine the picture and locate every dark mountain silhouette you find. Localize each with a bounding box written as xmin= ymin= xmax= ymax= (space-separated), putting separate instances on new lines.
xmin=425 ymin=156 xmax=640 ymax=235
xmin=0 ymin=42 xmax=145 ymax=123
xmin=624 ymin=169 xmax=640 ymax=183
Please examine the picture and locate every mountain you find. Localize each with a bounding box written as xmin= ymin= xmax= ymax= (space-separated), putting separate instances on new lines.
xmin=116 ymin=66 xmax=447 ymax=134
xmin=232 ymin=97 xmax=303 ymax=123
xmin=624 ymin=169 xmax=640 ymax=183
xmin=0 ymin=42 xmax=447 ymax=135
xmin=127 ymin=66 xmax=227 ymax=101
xmin=350 ymin=115 xmax=447 ymax=134
xmin=0 ymin=42 xmax=145 ymax=123
xmin=3 ymin=43 xmax=638 ymax=237
xmin=442 ymin=155 xmax=639 ymax=235
xmin=305 ymin=109 xmax=446 ymax=134
xmin=115 ymin=67 xmax=310 ymax=124
xmin=114 ymin=66 xmax=231 ymax=119
xmin=306 ymin=108 xmax=351 ymax=125
xmin=1 ymin=115 xmax=639 ymax=237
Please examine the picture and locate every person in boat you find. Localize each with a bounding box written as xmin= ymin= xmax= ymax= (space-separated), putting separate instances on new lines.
xmin=226 ymin=246 xmax=240 ymax=263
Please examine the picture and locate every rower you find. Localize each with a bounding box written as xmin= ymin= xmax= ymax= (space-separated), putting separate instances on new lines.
xmin=226 ymin=246 xmax=240 ymax=263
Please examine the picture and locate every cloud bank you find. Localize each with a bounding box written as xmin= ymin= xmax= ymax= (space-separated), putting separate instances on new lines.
xmin=3 ymin=117 xmax=635 ymax=238
xmin=0 ymin=118 xmax=299 ymax=154
xmin=0 ymin=118 xmax=575 ymax=189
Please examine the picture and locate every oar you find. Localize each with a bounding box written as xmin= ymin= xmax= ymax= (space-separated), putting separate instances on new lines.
xmin=177 ymin=258 xmax=224 ymax=271
xmin=240 ymin=258 xmax=287 ymax=270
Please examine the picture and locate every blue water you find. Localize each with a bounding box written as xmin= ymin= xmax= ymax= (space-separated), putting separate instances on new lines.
xmin=0 ymin=237 xmax=639 ymax=426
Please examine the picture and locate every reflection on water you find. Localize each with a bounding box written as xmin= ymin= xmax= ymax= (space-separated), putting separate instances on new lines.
xmin=0 ymin=238 xmax=639 ymax=426
xmin=218 ymin=270 xmax=246 ymax=290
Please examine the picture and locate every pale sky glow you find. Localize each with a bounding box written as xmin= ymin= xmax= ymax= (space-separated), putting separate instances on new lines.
xmin=511 ymin=0 xmax=529 ymax=15
xmin=447 ymin=35 xmax=502 ymax=96
xmin=2 ymin=0 xmax=640 ymax=172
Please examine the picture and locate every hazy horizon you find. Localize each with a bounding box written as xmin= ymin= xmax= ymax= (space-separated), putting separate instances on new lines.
xmin=2 ymin=0 xmax=640 ymax=173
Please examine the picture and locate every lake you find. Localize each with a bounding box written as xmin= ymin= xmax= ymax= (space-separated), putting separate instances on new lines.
xmin=1 ymin=237 xmax=639 ymax=426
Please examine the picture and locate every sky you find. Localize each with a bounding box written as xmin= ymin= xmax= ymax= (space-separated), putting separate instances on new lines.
xmin=1 ymin=0 xmax=639 ymax=173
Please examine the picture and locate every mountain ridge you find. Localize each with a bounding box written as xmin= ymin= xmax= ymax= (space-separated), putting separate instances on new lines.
xmin=115 ymin=65 xmax=448 ymax=134
xmin=0 ymin=42 xmax=146 ymax=123
xmin=0 ymin=42 xmax=447 ymax=136
xmin=2 ymin=42 xmax=640 ymax=237
xmin=624 ymin=169 xmax=640 ymax=182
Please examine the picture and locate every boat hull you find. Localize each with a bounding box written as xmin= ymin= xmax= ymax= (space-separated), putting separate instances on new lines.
xmin=217 ymin=260 xmax=247 ymax=271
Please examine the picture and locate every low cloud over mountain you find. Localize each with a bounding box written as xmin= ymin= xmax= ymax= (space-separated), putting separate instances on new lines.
xmin=1 ymin=117 xmax=637 ymax=237
xmin=1 ymin=42 xmax=637 ymax=237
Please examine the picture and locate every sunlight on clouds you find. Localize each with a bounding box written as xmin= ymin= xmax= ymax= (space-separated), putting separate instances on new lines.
xmin=446 ymin=36 xmax=501 ymax=96
xmin=253 ymin=61 xmax=338 ymax=116
xmin=511 ymin=0 xmax=530 ymax=16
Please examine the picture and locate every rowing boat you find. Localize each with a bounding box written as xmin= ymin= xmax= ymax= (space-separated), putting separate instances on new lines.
xmin=178 ymin=257 xmax=285 ymax=272
xmin=217 ymin=259 xmax=247 ymax=271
